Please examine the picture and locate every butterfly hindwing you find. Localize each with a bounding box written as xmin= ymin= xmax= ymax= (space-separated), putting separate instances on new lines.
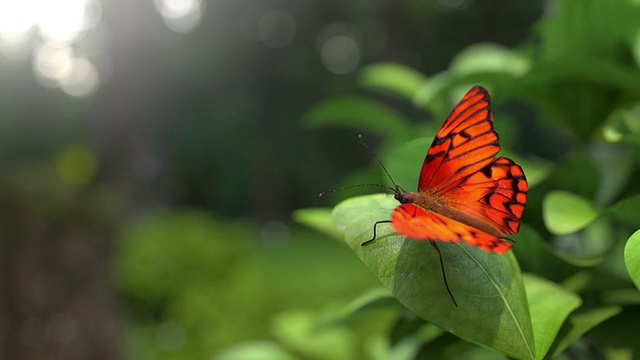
xmin=391 ymin=203 xmax=512 ymax=253
xmin=440 ymin=156 xmax=528 ymax=236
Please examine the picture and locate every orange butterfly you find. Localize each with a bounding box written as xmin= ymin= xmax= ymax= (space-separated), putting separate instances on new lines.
xmin=362 ymin=86 xmax=528 ymax=304
xmin=364 ymin=85 xmax=527 ymax=251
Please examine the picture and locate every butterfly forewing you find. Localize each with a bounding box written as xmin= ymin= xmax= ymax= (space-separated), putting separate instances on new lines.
xmin=390 ymin=85 xmax=528 ymax=252
xmin=418 ymin=86 xmax=500 ymax=193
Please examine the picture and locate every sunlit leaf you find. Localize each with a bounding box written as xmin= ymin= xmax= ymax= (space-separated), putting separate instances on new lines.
xmin=305 ymin=96 xmax=411 ymax=138
xmin=543 ymin=191 xmax=599 ymax=235
xmin=271 ymin=310 xmax=356 ymax=360
xmin=359 ymin=62 xmax=427 ymax=100
xmin=450 ymin=43 xmax=530 ymax=77
xmin=214 ymin=341 xmax=296 ymax=360
xmin=333 ymin=194 xmax=535 ymax=360
xmin=551 ymin=306 xmax=622 ymax=357
xmin=292 ymin=208 xmax=342 ymax=240
xmin=624 ymin=229 xmax=640 ymax=291
xmin=523 ymin=274 xmax=581 ymax=360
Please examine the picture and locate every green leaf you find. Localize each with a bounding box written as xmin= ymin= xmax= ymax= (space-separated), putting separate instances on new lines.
xmin=359 ymin=62 xmax=427 ymax=100
xmin=305 ymin=96 xmax=411 ymax=138
xmin=333 ymin=194 xmax=535 ymax=360
xmin=292 ymin=207 xmax=342 ymax=240
xmin=543 ymin=191 xmax=599 ymax=235
xmin=624 ymin=229 xmax=640 ymax=290
xmin=551 ymin=306 xmax=622 ymax=357
xmin=523 ymin=274 xmax=582 ymax=360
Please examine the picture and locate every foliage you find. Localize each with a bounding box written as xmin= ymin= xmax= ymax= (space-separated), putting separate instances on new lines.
xmin=296 ymin=0 xmax=640 ymax=359
xmin=116 ymin=209 xmax=385 ymax=359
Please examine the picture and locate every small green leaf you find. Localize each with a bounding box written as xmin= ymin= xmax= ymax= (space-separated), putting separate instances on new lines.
xmin=359 ymin=62 xmax=427 ymax=99
xmin=292 ymin=208 xmax=342 ymax=240
xmin=624 ymin=229 xmax=640 ymax=290
xmin=551 ymin=306 xmax=622 ymax=357
xmin=305 ymin=96 xmax=410 ymax=138
xmin=333 ymin=194 xmax=535 ymax=360
xmin=318 ymin=287 xmax=401 ymax=328
xmin=523 ymin=274 xmax=582 ymax=360
xmin=543 ymin=191 xmax=599 ymax=235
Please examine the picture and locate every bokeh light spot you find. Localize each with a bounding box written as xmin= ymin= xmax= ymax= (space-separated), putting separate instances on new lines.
xmin=33 ymin=42 xmax=75 ymax=81
xmin=0 ymin=0 xmax=37 ymax=34
xmin=321 ymin=35 xmax=360 ymax=75
xmin=155 ymin=0 xmax=203 ymax=34
xmin=238 ymin=3 xmax=270 ymax=42
xmin=59 ymin=57 xmax=99 ymax=97
xmin=38 ymin=0 xmax=88 ymax=42
xmin=257 ymin=10 xmax=296 ymax=49
xmin=56 ymin=145 xmax=98 ymax=186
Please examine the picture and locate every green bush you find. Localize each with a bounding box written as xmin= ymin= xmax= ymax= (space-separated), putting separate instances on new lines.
xmin=297 ymin=1 xmax=640 ymax=359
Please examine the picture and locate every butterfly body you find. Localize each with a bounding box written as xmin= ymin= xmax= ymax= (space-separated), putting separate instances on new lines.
xmin=381 ymin=86 xmax=528 ymax=254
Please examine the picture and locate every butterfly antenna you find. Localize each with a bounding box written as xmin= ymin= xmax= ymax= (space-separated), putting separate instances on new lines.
xmin=318 ymin=183 xmax=396 ymax=197
xmin=429 ymin=241 xmax=458 ymax=307
xmin=358 ymin=134 xmax=405 ymax=194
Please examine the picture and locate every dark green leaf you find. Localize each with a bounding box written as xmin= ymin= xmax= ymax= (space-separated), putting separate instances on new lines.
xmin=333 ymin=194 xmax=535 ymax=360
xmin=551 ymin=306 xmax=622 ymax=357
xmin=605 ymin=194 xmax=640 ymax=228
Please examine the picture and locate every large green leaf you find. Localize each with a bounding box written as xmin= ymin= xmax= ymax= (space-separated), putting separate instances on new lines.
xmin=523 ymin=274 xmax=581 ymax=360
xmin=333 ymin=194 xmax=535 ymax=360
xmin=624 ymin=229 xmax=640 ymax=290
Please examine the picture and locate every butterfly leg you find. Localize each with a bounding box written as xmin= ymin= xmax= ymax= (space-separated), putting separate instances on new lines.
xmin=429 ymin=241 xmax=458 ymax=307
xmin=361 ymin=220 xmax=392 ymax=246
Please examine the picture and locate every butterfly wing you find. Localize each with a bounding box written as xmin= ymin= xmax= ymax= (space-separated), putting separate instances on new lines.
xmin=392 ymin=203 xmax=512 ymax=253
xmin=445 ymin=156 xmax=527 ymax=236
xmin=409 ymin=86 xmax=527 ymax=246
xmin=418 ymin=86 xmax=499 ymax=194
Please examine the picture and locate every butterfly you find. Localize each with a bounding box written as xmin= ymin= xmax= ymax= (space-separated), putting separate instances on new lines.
xmin=362 ymin=85 xmax=528 ymax=305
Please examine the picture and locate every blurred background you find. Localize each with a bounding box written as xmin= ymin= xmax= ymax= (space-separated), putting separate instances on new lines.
xmin=4 ymin=0 xmax=640 ymax=359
